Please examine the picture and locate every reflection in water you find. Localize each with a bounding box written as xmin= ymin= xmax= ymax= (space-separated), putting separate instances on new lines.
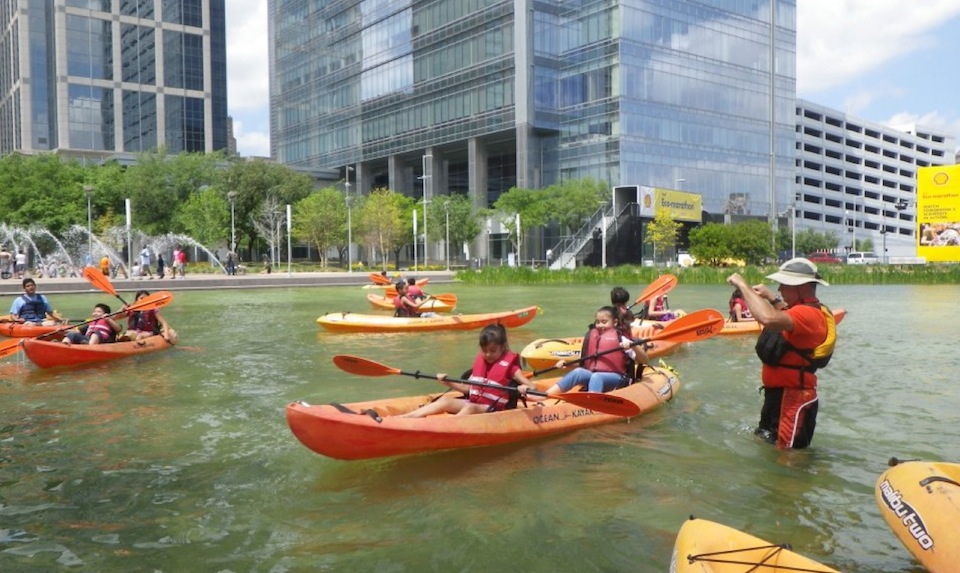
xmin=0 ymin=283 xmax=955 ymax=571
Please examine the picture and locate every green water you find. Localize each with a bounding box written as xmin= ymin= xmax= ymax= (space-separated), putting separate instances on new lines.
xmin=0 ymin=283 xmax=955 ymax=571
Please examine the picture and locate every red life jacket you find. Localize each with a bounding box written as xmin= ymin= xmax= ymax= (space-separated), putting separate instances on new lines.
xmin=393 ymin=294 xmax=419 ymax=317
xmin=128 ymin=309 xmax=160 ymax=334
xmin=467 ymin=351 xmax=521 ymax=411
xmin=581 ymin=328 xmax=628 ymax=373
xmin=729 ymin=297 xmax=752 ymax=320
xmin=86 ymin=318 xmax=116 ymax=342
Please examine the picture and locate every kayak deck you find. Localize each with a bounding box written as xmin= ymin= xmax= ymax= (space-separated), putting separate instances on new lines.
xmin=317 ymin=306 xmax=538 ymax=333
xmin=22 ymin=334 xmax=176 ymax=368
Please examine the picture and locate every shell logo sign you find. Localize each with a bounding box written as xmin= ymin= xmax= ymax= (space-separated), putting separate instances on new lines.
xmin=917 ymin=165 xmax=960 ymax=262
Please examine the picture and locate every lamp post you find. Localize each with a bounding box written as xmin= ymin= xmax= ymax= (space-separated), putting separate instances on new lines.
xmin=421 ymin=153 xmax=432 ymax=270
xmin=227 ymin=191 xmax=237 ymax=252
xmin=345 ymin=166 xmax=354 ymax=272
xmin=443 ymin=199 xmax=450 ymax=271
xmin=84 ymin=185 xmax=94 ymax=263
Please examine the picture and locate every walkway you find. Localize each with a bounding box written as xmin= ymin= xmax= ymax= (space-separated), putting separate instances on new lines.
xmin=0 ymin=269 xmax=457 ymax=296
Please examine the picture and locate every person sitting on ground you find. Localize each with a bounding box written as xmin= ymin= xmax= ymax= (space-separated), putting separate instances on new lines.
xmin=62 ymin=303 xmax=121 ymax=345
xmin=9 ymin=278 xmax=65 ymax=325
xmin=402 ymin=324 xmax=531 ymax=417
xmin=120 ymin=290 xmax=175 ymax=342
xmin=532 ymin=306 xmax=649 ymax=396
xmin=393 ymin=281 xmax=436 ymax=318
xmin=728 ymin=287 xmax=755 ymax=322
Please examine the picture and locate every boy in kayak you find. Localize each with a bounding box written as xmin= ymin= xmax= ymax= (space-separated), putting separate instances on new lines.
xmin=62 ymin=303 xmax=122 ymax=345
xmin=9 ymin=278 xmax=66 ymax=325
xmin=402 ymin=324 xmax=531 ymax=417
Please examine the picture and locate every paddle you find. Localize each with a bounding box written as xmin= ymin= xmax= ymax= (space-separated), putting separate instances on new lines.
xmin=627 ymin=274 xmax=678 ymax=320
xmin=0 ymin=291 xmax=174 ymax=359
xmin=370 ymin=272 xmax=392 ymax=285
xmin=530 ymin=308 xmax=724 ymax=377
xmin=332 ymin=355 xmax=641 ymax=417
xmin=383 ymin=289 xmax=458 ymax=307
xmin=83 ymin=266 xmax=130 ymax=305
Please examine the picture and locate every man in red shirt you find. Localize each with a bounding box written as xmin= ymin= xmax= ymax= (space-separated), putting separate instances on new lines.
xmin=727 ymin=258 xmax=836 ymax=449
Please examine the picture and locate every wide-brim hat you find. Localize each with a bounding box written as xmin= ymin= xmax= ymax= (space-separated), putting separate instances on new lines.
xmin=766 ymin=257 xmax=829 ymax=286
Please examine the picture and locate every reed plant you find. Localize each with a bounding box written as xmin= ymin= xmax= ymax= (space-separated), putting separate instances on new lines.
xmin=454 ymin=264 xmax=960 ymax=285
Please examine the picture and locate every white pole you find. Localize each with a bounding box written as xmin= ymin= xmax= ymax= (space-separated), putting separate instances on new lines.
xmin=515 ymin=212 xmax=521 ymax=265
xmin=84 ymin=186 xmax=94 ymax=262
xmin=413 ymin=209 xmax=418 ymax=270
xmin=286 ymin=204 xmax=292 ymax=276
xmin=601 ymin=215 xmax=607 ymax=268
xmin=422 ymin=154 xmax=431 ymax=269
xmin=125 ymin=198 xmax=132 ymax=273
xmin=444 ymin=201 xmax=450 ymax=271
xmin=791 ymin=206 xmax=796 ymax=258
xmin=346 ymin=165 xmax=353 ymax=272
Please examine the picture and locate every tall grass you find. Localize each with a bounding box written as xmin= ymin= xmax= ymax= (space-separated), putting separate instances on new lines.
xmin=454 ymin=264 xmax=960 ymax=285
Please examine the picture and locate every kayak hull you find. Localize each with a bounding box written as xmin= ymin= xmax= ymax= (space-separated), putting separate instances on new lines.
xmin=365 ymin=292 xmax=455 ymax=313
xmin=0 ymin=315 xmax=68 ymax=338
xmin=286 ymin=366 xmax=679 ymax=460
xmin=875 ymin=461 xmax=960 ymax=573
xmin=316 ymin=306 xmax=538 ymax=333
xmin=21 ymin=335 xmax=176 ymax=368
xmin=718 ymin=308 xmax=847 ymax=335
xmin=671 ymin=517 xmax=839 ymax=572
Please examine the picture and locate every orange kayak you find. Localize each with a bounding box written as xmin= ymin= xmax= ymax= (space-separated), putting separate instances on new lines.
xmin=316 ymin=306 xmax=538 ymax=333
xmin=718 ymin=308 xmax=847 ymax=335
xmin=365 ymin=292 xmax=456 ymax=313
xmin=0 ymin=315 xmax=70 ymax=338
xmin=22 ymin=335 xmax=176 ymax=368
xmin=286 ymin=365 xmax=679 ymax=460
xmin=876 ymin=460 xmax=960 ymax=573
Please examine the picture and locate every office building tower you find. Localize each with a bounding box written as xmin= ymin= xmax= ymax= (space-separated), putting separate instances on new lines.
xmin=0 ymin=0 xmax=228 ymax=161
xmin=269 ymin=0 xmax=798 ymax=260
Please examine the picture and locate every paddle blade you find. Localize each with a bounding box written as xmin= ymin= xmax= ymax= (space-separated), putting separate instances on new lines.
xmin=643 ymin=309 xmax=724 ymax=344
xmin=554 ymin=391 xmax=641 ymax=417
xmin=426 ymin=294 xmax=457 ymax=306
xmin=0 ymin=338 xmax=23 ymax=359
xmin=130 ymin=291 xmax=174 ymax=312
xmin=82 ymin=266 xmax=118 ymax=296
xmin=635 ymin=274 xmax=677 ymax=306
xmin=333 ymin=354 xmax=399 ymax=377
xmin=370 ymin=273 xmax=392 ymax=285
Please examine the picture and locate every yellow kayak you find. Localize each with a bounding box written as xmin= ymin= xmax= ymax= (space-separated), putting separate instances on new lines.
xmin=671 ymin=517 xmax=839 ymax=572
xmin=317 ymin=306 xmax=538 ymax=333
xmin=718 ymin=308 xmax=847 ymax=335
xmin=876 ymin=460 xmax=960 ymax=573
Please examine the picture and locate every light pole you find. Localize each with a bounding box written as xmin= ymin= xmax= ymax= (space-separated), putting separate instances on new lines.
xmin=227 ymin=191 xmax=237 ymax=252
xmin=84 ymin=185 xmax=94 ymax=263
xmin=345 ymin=165 xmax=353 ymax=272
xmin=674 ymin=178 xmax=685 ymax=189
xmin=421 ymin=153 xmax=432 ymax=269
xmin=443 ymin=199 xmax=450 ymax=271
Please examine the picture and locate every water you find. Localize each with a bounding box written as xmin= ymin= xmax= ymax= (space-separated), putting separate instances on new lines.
xmin=0 ymin=283 xmax=956 ymax=571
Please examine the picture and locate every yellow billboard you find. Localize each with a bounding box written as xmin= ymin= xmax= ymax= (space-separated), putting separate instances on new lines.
xmin=917 ymin=165 xmax=960 ymax=262
xmin=642 ymin=188 xmax=702 ymax=223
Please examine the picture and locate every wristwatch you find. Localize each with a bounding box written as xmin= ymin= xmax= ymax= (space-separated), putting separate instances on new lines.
xmin=772 ymin=294 xmax=783 ymax=304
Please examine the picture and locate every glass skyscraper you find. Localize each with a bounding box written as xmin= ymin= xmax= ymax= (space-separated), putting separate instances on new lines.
xmin=269 ymin=0 xmax=796 ymax=259
xmin=0 ymin=0 xmax=228 ymax=160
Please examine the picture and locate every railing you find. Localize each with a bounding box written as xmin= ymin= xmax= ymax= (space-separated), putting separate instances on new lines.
xmin=549 ymin=202 xmax=641 ymax=269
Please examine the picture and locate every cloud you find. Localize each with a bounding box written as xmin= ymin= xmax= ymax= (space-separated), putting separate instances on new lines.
xmin=797 ymin=0 xmax=960 ymax=93
xmin=884 ymin=110 xmax=960 ymax=143
xmin=226 ymin=0 xmax=270 ymax=156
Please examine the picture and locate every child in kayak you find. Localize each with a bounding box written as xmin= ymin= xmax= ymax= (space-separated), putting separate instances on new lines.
xmin=120 ymin=290 xmax=176 ymax=342
xmin=538 ymin=306 xmax=648 ymax=394
xmin=402 ymin=324 xmax=531 ymax=417
xmin=62 ymin=303 xmax=122 ymax=345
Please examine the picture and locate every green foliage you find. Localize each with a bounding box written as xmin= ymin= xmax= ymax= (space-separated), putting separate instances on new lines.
xmin=292 ymin=187 xmax=346 ymax=269
xmin=427 ymin=194 xmax=482 ymax=260
xmin=546 ymin=178 xmax=607 ymax=234
xmin=645 ymin=210 xmax=682 ymax=261
xmin=359 ymin=188 xmax=411 ymax=269
xmin=730 ymin=219 xmax=775 ymax=264
xmin=688 ymin=220 xmax=774 ymax=265
xmin=175 ymin=187 xmax=230 ymax=247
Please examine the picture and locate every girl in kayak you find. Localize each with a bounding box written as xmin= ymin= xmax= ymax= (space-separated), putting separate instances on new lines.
xmin=728 ymin=287 xmax=755 ymax=322
xmin=402 ymin=324 xmax=531 ymax=417
xmin=121 ymin=290 xmax=176 ymax=342
xmin=540 ymin=306 xmax=648 ymax=394
xmin=393 ymin=281 xmax=436 ymax=318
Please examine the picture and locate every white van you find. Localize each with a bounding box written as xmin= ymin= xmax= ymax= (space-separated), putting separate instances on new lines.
xmin=846 ymin=252 xmax=879 ymax=265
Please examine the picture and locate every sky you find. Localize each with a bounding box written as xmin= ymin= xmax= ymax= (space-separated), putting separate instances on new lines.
xmin=225 ymin=0 xmax=960 ymax=158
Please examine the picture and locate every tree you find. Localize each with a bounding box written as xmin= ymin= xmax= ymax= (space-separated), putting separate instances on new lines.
xmin=728 ymin=219 xmax=775 ymax=264
xmin=293 ymin=187 xmax=346 ymax=268
xmin=427 ymin=193 xmax=482 ymax=264
xmin=546 ymin=178 xmax=608 ymax=234
xmin=688 ymin=223 xmax=735 ymax=266
xmin=358 ymin=188 xmax=411 ymax=270
xmin=493 ymin=187 xmax=549 ymax=260
xmin=645 ymin=210 xmax=682 ymax=263
xmin=175 ymin=186 xmax=230 ymax=248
